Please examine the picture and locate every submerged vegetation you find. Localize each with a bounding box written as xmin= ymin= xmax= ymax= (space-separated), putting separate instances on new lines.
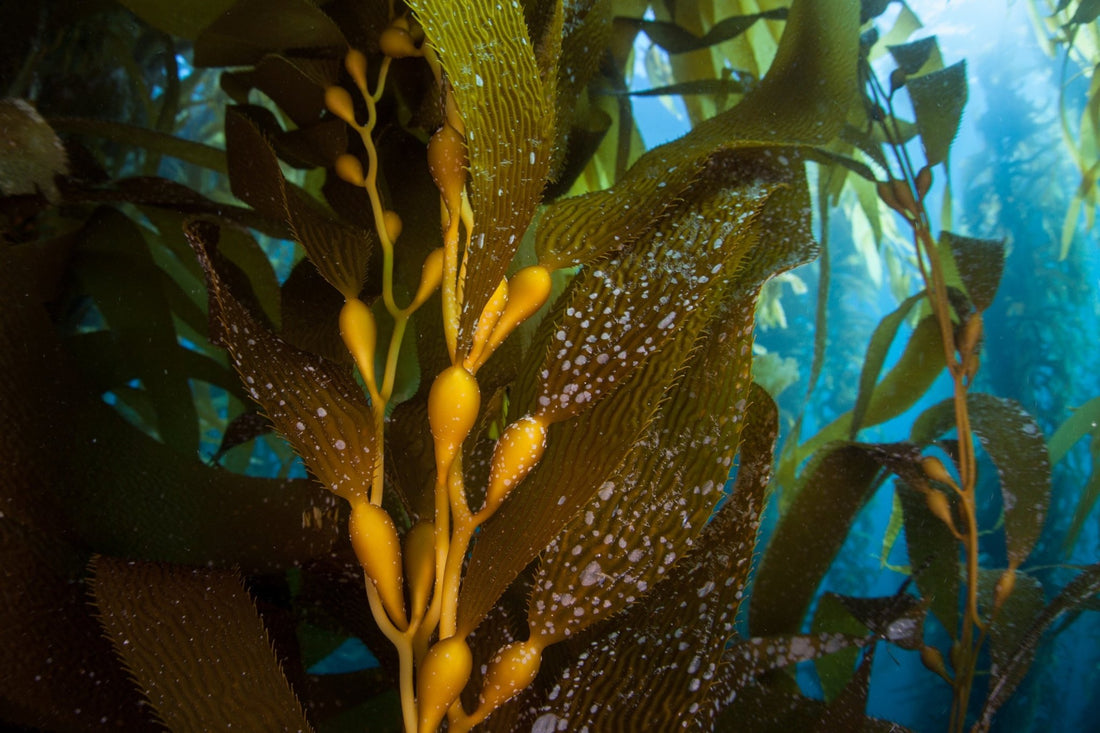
xmin=1 ymin=0 xmax=1098 ymax=730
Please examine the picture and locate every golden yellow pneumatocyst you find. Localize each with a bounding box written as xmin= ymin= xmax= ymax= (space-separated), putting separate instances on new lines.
xmin=428 ymin=365 xmax=481 ymax=472
xmin=408 ymin=248 xmax=444 ymax=311
xmin=339 ymin=297 xmax=377 ymax=388
xmin=920 ymin=456 xmax=956 ymax=487
xmin=993 ymin=568 xmax=1016 ymax=610
xmin=428 ymin=123 xmax=467 ymax=216
xmin=404 ymin=520 xmax=436 ymax=621
xmin=476 ymin=639 xmax=544 ymax=716
xmin=345 ymin=48 xmax=368 ymax=90
xmin=335 ymin=153 xmax=365 ymax=187
xmin=379 ymin=20 xmax=419 ymax=59
xmin=382 ymin=209 xmax=403 ymax=244
xmin=482 ymin=414 xmax=548 ymax=516
xmin=348 ymin=501 xmax=407 ymax=630
xmin=924 ymin=489 xmax=956 ymax=533
xmin=485 ymin=265 xmax=552 ymax=354
xmin=325 ymin=86 xmax=357 ymax=125
xmin=417 ymin=636 xmax=472 ymax=733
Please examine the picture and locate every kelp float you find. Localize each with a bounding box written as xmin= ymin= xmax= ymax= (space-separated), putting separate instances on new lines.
xmin=1 ymin=0 xmax=1098 ymax=731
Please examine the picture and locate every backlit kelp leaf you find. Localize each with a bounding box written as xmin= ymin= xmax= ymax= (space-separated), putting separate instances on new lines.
xmin=850 ymin=290 xmax=927 ymax=439
xmin=406 ymin=0 xmax=555 ymax=359
xmin=978 ymin=562 xmax=1100 ymax=730
xmin=811 ymin=594 xmax=869 ymax=700
xmin=533 ymin=393 xmax=778 ymax=729
xmin=610 ymin=77 xmax=750 ymax=98
xmin=536 ymin=0 xmax=858 ymax=270
xmin=942 ymin=231 xmax=1005 ymax=312
xmin=532 ymin=159 xmax=776 ymax=426
xmin=897 ymin=481 xmax=960 ymax=638
xmin=907 ymin=61 xmax=967 ymax=168
xmin=187 ymin=219 xmax=377 ymax=504
xmin=622 ymin=9 xmax=788 ymax=55
xmin=92 ymin=557 xmax=313 ymax=732
xmin=225 ymin=107 xmax=373 ymax=298
xmin=966 ymin=394 xmax=1051 ymax=569
xmin=751 ymin=442 xmax=923 ymax=636
xmin=193 ymin=0 xmax=347 ymax=67
xmin=780 ymin=317 xmax=946 ymax=505
xmin=887 ymin=37 xmax=944 ymax=77
xmin=1049 ymin=396 xmax=1100 ymax=551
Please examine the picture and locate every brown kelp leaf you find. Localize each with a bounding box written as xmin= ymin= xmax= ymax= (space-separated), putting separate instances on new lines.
xmin=942 ymin=231 xmax=1005 ymax=312
xmin=532 ymin=160 xmax=776 ymax=425
xmin=194 ymin=0 xmax=347 ymax=67
xmin=222 ymin=55 xmax=341 ymax=128
xmin=750 ymin=442 xmax=923 ymax=636
xmin=978 ymin=563 xmax=1100 ymax=730
xmin=92 ymin=557 xmax=314 ymax=731
xmin=406 ymin=0 xmax=555 ymax=359
xmin=966 ymin=394 xmax=1051 ymax=568
xmin=897 ymin=481 xmax=960 ymax=638
xmin=118 ymin=0 xmax=236 ymax=40
xmin=913 ymin=397 xmax=1041 ymax=550
xmin=187 ymin=219 xmax=377 ymax=504
xmin=0 ymin=524 xmax=154 ymax=730
xmin=225 ymin=107 xmax=373 ymax=298
xmin=983 ymin=569 xmax=1044 ymax=685
xmin=531 ymin=391 xmax=782 ymax=732
xmin=907 ymin=61 xmax=967 ymax=168
xmin=536 ymin=0 xmax=859 ymax=269
xmin=526 ymin=297 xmax=763 ymax=642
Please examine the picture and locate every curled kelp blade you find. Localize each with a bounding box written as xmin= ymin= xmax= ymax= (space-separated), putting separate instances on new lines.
xmin=525 ymin=391 xmax=777 ymax=730
xmin=92 ymin=557 xmax=314 ymax=732
xmin=187 ymin=219 xmax=378 ymax=505
xmin=406 ymin=0 xmax=555 ymax=360
xmin=456 ymin=151 xmax=799 ymax=637
xmin=535 ymin=0 xmax=859 ymax=271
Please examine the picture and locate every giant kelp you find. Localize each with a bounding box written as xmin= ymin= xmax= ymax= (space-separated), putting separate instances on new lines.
xmin=1 ymin=0 xmax=1098 ymax=731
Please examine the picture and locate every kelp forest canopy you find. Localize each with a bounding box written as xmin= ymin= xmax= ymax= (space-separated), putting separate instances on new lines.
xmin=1 ymin=0 xmax=1099 ymax=731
